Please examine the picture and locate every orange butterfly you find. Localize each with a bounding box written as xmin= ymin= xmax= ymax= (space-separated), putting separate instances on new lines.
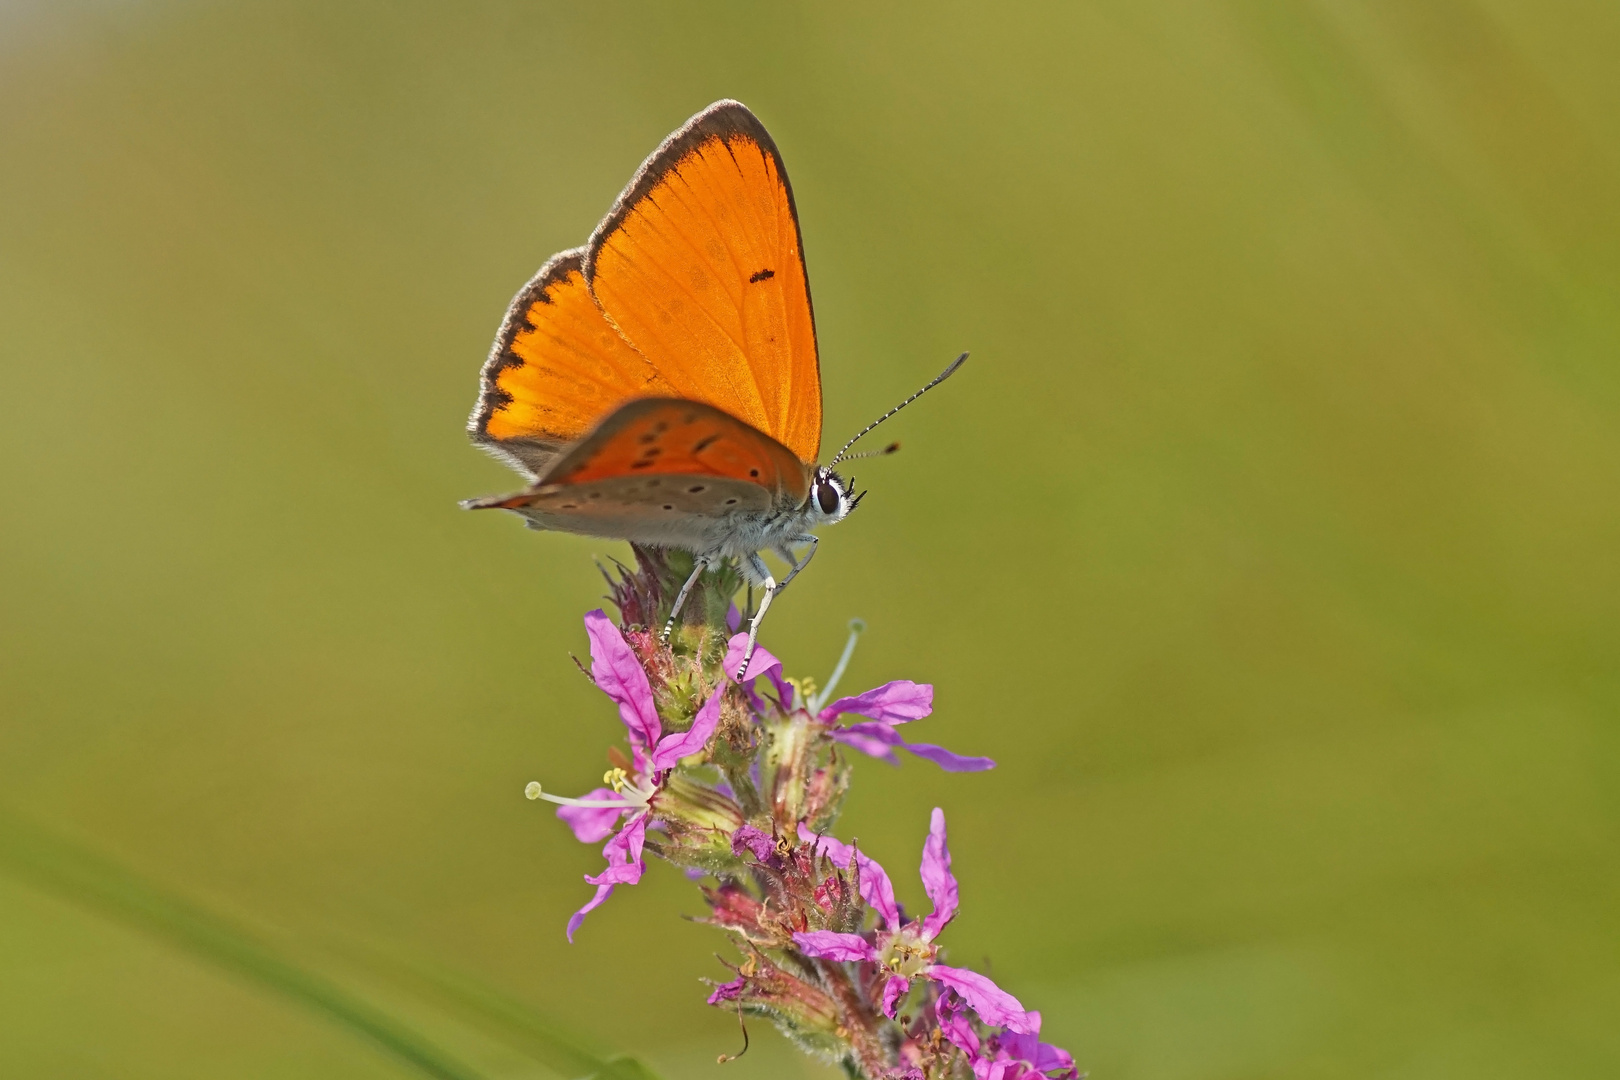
xmin=464 ymin=101 xmax=964 ymax=676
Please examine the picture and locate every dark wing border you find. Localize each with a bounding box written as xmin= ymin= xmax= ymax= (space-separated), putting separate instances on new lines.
xmin=466 ymin=247 xmax=586 ymax=475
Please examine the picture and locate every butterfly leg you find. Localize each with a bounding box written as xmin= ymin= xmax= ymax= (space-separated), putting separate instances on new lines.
xmin=773 ymin=534 xmax=818 ymax=594
xmin=660 ymin=554 xmax=713 ymax=643
xmin=736 ymin=552 xmax=778 ymax=681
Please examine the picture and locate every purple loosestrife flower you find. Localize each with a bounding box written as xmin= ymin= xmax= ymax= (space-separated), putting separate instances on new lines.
xmin=723 ymin=626 xmax=995 ymax=773
xmin=512 ymin=553 xmax=1080 ymax=1078
xmin=794 ymin=809 xmax=1039 ymax=1035
xmin=526 ymin=609 xmax=726 ymax=941
xmin=821 ymin=682 xmax=995 ymax=773
xmin=729 ymin=823 xmax=783 ymax=868
xmin=938 ymin=996 xmax=1078 ymax=1080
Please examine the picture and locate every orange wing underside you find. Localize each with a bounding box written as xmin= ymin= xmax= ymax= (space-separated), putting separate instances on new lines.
xmin=474 ymin=250 xmax=672 ymax=456
xmin=586 ymin=121 xmax=821 ymax=463
xmin=471 ymin=102 xmax=822 ymax=474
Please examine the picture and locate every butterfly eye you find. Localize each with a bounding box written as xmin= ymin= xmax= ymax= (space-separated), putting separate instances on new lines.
xmin=816 ymin=482 xmax=840 ymax=515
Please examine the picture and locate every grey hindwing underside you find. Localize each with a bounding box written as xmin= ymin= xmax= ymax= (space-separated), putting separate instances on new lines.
xmin=503 ymin=473 xmax=786 ymax=549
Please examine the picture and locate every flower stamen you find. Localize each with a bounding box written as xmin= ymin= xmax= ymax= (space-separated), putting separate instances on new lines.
xmin=524 ymin=781 xmax=642 ymax=809
xmin=808 ymin=618 xmax=865 ymax=713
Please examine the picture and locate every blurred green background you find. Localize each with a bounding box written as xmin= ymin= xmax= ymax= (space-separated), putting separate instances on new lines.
xmin=3 ymin=1 xmax=1618 ymax=1077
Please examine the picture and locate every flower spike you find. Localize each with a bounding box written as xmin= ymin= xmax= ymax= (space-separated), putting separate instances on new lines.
xmin=518 ymin=554 xmax=1075 ymax=1076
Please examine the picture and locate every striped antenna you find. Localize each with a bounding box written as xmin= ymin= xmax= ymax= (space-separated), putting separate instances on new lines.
xmin=838 ymin=441 xmax=901 ymax=462
xmin=828 ymin=353 xmax=968 ymax=467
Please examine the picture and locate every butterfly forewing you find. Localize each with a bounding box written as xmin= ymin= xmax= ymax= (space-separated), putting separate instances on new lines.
xmin=584 ymin=100 xmax=822 ymax=465
xmin=470 ymin=249 xmax=673 ymax=477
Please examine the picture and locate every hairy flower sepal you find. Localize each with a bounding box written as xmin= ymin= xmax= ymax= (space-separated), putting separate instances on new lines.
xmin=706 ymin=952 xmax=854 ymax=1065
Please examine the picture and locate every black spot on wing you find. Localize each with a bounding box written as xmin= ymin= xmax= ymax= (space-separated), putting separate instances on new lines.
xmin=749 ymin=268 xmax=775 ymax=283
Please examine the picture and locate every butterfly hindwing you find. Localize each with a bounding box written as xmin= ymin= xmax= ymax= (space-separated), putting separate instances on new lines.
xmin=546 ymin=398 xmax=808 ymax=499
xmin=470 ymin=249 xmax=673 ymax=478
xmin=584 ymin=100 xmax=822 ymax=465
xmin=464 ymin=398 xmax=810 ymax=545
xmin=474 ymin=473 xmax=777 ymax=542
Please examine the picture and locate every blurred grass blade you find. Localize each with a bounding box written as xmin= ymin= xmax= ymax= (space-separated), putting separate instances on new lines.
xmin=0 ymin=807 xmax=651 ymax=1080
xmin=328 ymin=942 xmax=658 ymax=1080
xmin=594 ymin=1056 xmax=665 ymax=1080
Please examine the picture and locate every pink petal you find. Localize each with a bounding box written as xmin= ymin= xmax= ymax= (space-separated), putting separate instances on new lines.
xmin=587 ymin=813 xmax=648 ymax=885
xmin=723 ymin=633 xmax=793 ymax=711
xmin=567 ymin=812 xmax=649 ymax=941
xmin=565 ymin=878 xmax=617 ymax=943
xmin=903 ymin=742 xmax=996 ymax=772
xmin=554 ymin=788 xmax=625 ymax=843
xmin=651 ymin=680 xmax=726 ymax=769
xmin=1035 ymin=1043 xmax=1079 ymax=1079
xmin=792 ymin=930 xmax=879 ymax=962
xmin=919 ymin=807 xmax=958 ymax=940
xmin=831 ymin=724 xmax=994 ymax=773
xmin=997 ymin=1030 xmax=1038 ymax=1062
xmin=996 ymin=1022 xmax=1079 ymax=1080
xmin=730 ymin=823 xmax=779 ymax=865
xmin=936 ymin=993 xmax=981 ymax=1057
xmin=723 ymin=633 xmax=782 ymax=685
xmin=881 ymin=974 xmax=911 ymax=1018
xmin=818 ymin=680 xmax=933 ymax=724
xmin=925 ymin=965 xmax=1037 ymax=1034
xmin=797 ymin=824 xmax=901 ymax=930
xmin=838 ymin=721 xmax=904 ymax=745
xmin=830 ymin=725 xmax=903 ymax=765
xmin=707 ymin=976 xmax=747 ymax=1005
xmin=583 ymin=857 xmax=644 ymax=888
xmin=767 ymin=668 xmax=795 ymax=711
xmin=584 ymin=610 xmax=660 ymax=749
